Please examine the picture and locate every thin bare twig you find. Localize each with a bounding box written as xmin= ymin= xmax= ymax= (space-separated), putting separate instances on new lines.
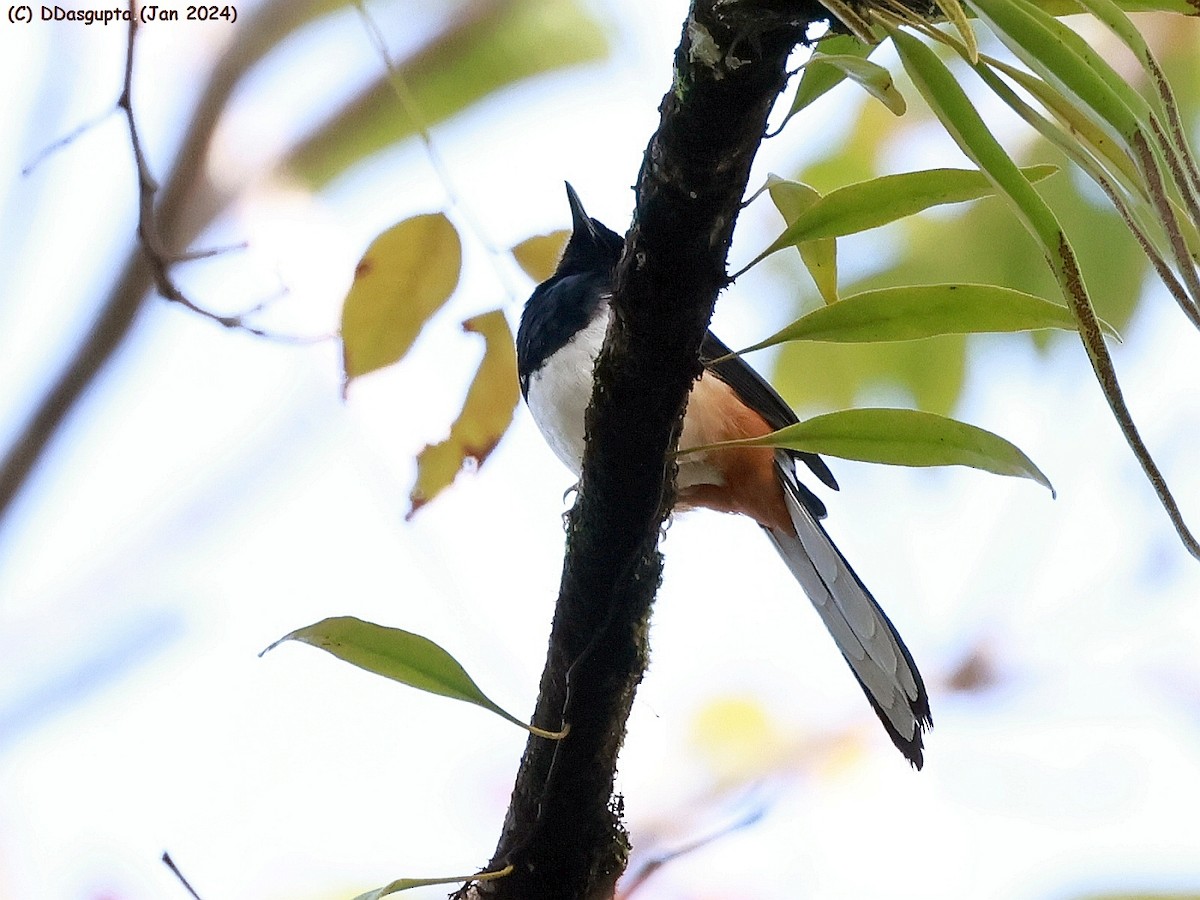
xmin=21 ymin=106 xmax=120 ymax=177
xmin=162 ymin=852 xmax=205 ymax=900
xmin=619 ymin=806 xmax=767 ymax=899
xmin=116 ymin=3 xmax=316 ymax=342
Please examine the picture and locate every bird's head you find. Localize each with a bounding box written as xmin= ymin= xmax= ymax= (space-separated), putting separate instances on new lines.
xmin=556 ymin=182 xmax=624 ymax=277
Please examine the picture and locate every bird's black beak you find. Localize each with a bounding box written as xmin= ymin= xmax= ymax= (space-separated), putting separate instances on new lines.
xmin=565 ymin=181 xmax=600 ymax=243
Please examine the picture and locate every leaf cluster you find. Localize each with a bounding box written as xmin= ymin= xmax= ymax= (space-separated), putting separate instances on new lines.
xmin=285 ymin=2 xmax=1200 ymax=894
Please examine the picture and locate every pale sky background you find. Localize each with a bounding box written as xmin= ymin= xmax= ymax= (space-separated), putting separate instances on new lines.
xmin=1 ymin=3 xmax=1200 ymax=900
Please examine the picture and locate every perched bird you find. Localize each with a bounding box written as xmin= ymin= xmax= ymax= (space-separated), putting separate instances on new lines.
xmin=517 ymin=183 xmax=932 ymax=767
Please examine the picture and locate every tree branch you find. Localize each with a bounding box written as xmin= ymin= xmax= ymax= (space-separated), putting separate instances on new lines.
xmin=476 ymin=3 xmax=832 ymax=899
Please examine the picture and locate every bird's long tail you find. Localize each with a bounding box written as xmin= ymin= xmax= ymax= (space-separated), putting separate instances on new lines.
xmin=764 ymin=460 xmax=932 ymax=768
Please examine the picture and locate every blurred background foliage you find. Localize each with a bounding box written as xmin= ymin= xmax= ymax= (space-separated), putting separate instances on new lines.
xmin=286 ymin=0 xmax=607 ymax=186
xmin=3 ymin=2 xmax=1200 ymax=899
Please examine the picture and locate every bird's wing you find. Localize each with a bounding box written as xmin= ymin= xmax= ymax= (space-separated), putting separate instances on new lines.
xmin=700 ymin=332 xmax=837 ymax=492
xmin=765 ymin=456 xmax=932 ymax=768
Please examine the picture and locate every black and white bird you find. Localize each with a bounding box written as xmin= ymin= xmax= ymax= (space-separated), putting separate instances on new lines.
xmin=516 ymin=183 xmax=932 ymax=767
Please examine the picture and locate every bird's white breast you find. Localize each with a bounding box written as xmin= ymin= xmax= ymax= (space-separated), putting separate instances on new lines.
xmin=525 ymin=308 xmax=722 ymax=488
xmin=525 ymin=310 xmax=610 ymax=475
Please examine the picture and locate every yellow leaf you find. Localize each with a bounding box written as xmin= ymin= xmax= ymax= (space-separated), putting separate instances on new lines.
xmin=512 ymin=230 xmax=569 ymax=282
xmin=341 ymin=213 xmax=462 ymax=393
xmin=408 ymin=309 xmax=519 ymax=518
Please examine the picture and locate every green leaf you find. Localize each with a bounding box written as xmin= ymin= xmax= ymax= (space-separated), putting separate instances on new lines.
xmin=1069 ymin=0 xmax=1200 ymax=265
xmin=966 ymin=0 xmax=1146 ymax=141
xmin=287 ymin=0 xmax=607 ymax=186
xmin=968 ymin=0 xmax=1200 ymax=318
xmin=969 ymin=58 xmax=1200 ymax=319
xmin=1012 ymin=149 xmax=1148 ymax=335
xmin=935 ymin=0 xmax=980 ymax=63
xmin=887 ymin=25 xmax=1128 ymax=375
xmin=817 ymin=0 xmax=880 ymax=46
xmin=890 ymin=24 xmax=1200 ymax=556
xmin=765 ymin=175 xmax=839 ymax=303
xmin=1070 ymin=0 xmax=1173 ymax=109
xmin=1032 ymin=0 xmax=1200 ymax=13
xmin=353 ymin=865 xmax=513 ymax=900
xmin=769 ymin=98 xmax=969 ymax=413
xmin=262 ymin=617 xmax=566 ymax=739
xmin=738 ymin=283 xmax=1119 ymax=350
xmin=807 ymin=53 xmax=907 ymax=115
xmin=980 ymin=56 xmax=1144 ymax=198
xmin=771 ymin=39 xmax=1159 ymax=417
xmin=683 ymin=408 xmax=1054 ymax=494
xmin=785 ymin=34 xmax=875 ymax=123
xmin=340 ymin=213 xmax=461 ymax=393
xmin=888 ymin=28 xmax=1067 ymax=271
xmin=748 ymin=165 xmax=1058 ymax=267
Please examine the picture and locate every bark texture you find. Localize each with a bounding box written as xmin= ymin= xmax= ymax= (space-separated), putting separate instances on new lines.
xmin=478 ymin=4 xmax=833 ymax=899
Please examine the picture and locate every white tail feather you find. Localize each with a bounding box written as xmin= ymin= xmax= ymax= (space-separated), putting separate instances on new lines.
xmin=766 ymin=470 xmax=930 ymax=766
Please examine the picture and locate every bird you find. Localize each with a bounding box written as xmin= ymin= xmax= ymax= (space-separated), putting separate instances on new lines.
xmin=516 ymin=183 xmax=932 ymax=768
